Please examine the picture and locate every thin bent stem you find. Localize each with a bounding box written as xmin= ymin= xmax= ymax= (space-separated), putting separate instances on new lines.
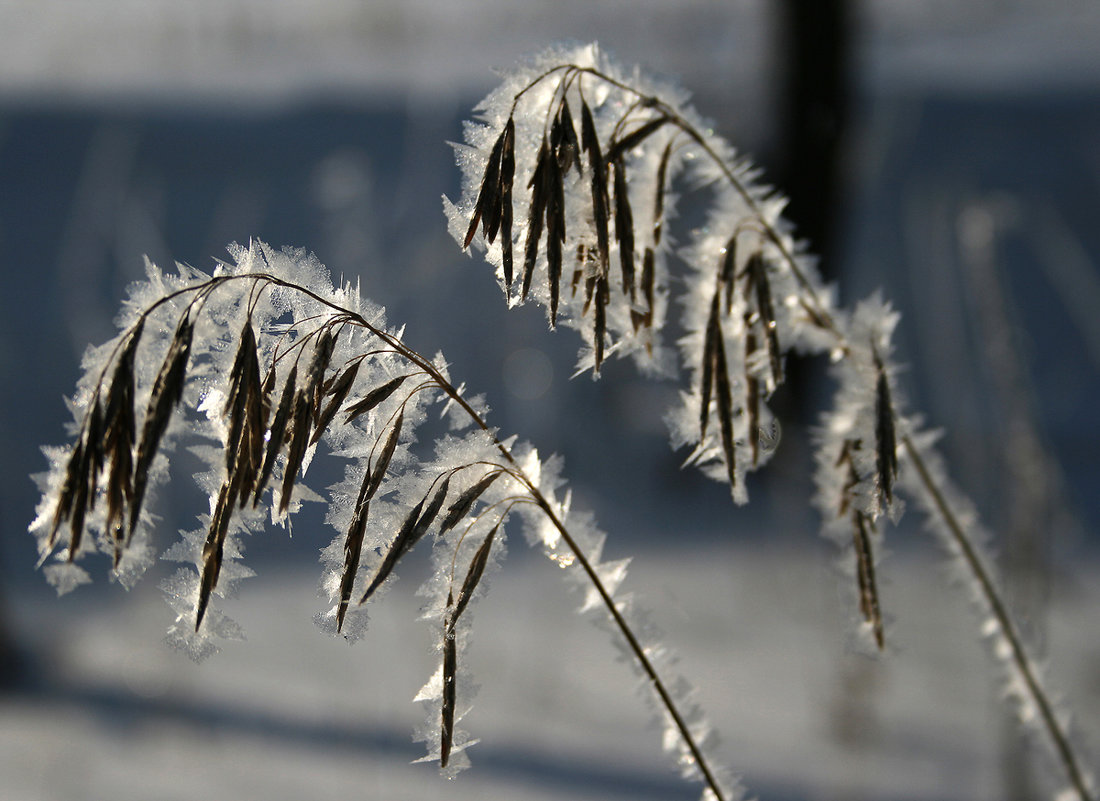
xmin=530 ymin=492 xmax=728 ymax=801
xmin=224 ymin=272 xmax=730 ymax=800
xmin=902 ymin=434 xmax=1093 ymax=801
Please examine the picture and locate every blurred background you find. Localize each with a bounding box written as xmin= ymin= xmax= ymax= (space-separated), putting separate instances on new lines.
xmin=1 ymin=1 xmax=1098 ymax=799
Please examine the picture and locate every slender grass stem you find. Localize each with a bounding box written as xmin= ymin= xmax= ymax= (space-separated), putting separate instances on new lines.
xmin=902 ymin=433 xmax=1093 ymax=801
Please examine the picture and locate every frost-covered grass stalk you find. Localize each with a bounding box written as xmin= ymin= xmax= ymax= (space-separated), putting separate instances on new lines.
xmin=449 ymin=43 xmax=1096 ymax=801
xmin=30 ymin=241 xmax=739 ymax=798
xmin=30 ymin=42 xmax=1097 ymax=801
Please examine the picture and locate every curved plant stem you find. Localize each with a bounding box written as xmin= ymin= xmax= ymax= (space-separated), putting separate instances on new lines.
xmin=505 ymin=63 xmax=1094 ymax=799
xmin=198 ymin=272 xmax=732 ymax=801
xmin=902 ymin=434 xmax=1093 ymax=801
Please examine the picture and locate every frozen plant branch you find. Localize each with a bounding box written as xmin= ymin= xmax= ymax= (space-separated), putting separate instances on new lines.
xmin=30 ymin=241 xmax=739 ymax=801
xmin=452 ymin=42 xmax=1096 ymax=801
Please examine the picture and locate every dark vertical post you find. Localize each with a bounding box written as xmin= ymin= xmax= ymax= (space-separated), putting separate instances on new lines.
xmin=775 ymin=0 xmax=852 ymax=278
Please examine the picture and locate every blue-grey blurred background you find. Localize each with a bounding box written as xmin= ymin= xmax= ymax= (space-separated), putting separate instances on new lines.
xmin=1 ymin=3 xmax=1098 ymax=800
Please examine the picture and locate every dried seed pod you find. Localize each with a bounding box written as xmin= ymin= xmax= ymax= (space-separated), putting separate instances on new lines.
xmin=311 ymin=360 xmax=360 ymax=445
xmin=652 ymin=140 xmax=674 ymax=246
xmin=278 ymin=391 xmax=313 ymax=513
xmin=336 ymin=466 xmax=374 ymax=632
xmin=632 ymin=247 xmax=656 ymax=333
xmin=440 ymin=630 xmax=458 ymax=768
xmin=499 ymin=118 xmax=516 ymax=286
xmin=224 ymin=321 xmax=262 ymax=480
xmin=699 ymin=294 xmax=721 ymax=440
xmin=254 ymin=364 xmax=297 ymax=505
xmin=359 ymin=476 xmax=449 ymax=606
xmin=581 ymin=101 xmax=610 ymax=278
xmin=605 ymin=115 xmax=668 ymax=164
xmin=463 ymin=124 xmax=508 ymax=249
xmin=546 ymin=149 xmax=565 ymax=325
xmin=131 ymin=313 xmax=194 ymax=537
xmin=414 ymin=477 xmax=450 ymax=542
xmin=364 ymin=410 xmax=404 ymax=502
xmin=593 ymin=274 xmax=609 ymax=372
xmin=712 ymin=318 xmax=737 ymax=493
xmin=359 ymin=494 xmax=426 ymax=604
xmin=345 ymin=374 xmax=410 ymax=424
xmin=304 ymin=330 xmax=336 ymax=426
xmin=852 ymin=509 xmax=884 ymax=650
xmin=874 ymin=351 xmax=898 ymax=509
xmin=440 ymin=471 xmax=501 ymax=533
xmin=553 ymin=99 xmax=580 ymax=174
xmin=521 ymin=140 xmax=550 ymax=301
xmin=720 ymin=235 xmax=737 ymax=313
xmin=744 ymin=325 xmax=761 ymax=467
xmin=447 ymin=519 xmax=501 ymax=632
xmin=612 ymin=157 xmax=635 ymax=301
xmin=195 ymin=475 xmax=241 ymax=631
xmin=743 ymin=253 xmax=782 ymax=389
xmin=102 ymin=320 xmax=143 ymax=547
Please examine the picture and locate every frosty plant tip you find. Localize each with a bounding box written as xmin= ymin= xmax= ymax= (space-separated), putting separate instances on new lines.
xmin=451 ymin=42 xmax=1095 ymax=800
xmin=30 ymin=42 xmax=1096 ymax=801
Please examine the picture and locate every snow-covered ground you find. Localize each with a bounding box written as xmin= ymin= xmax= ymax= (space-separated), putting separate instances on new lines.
xmin=4 ymin=543 xmax=1098 ymax=801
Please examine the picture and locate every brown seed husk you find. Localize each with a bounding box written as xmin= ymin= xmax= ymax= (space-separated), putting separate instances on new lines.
xmin=852 ymin=509 xmax=885 ymax=650
xmin=440 ymin=471 xmax=501 ymax=533
xmin=440 ymin=631 xmax=458 ymax=768
xmin=612 ymin=157 xmax=635 ymax=301
xmin=447 ymin=519 xmax=501 ymax=632
xmin=311 ymin=360 xmax=360 ymax=445
xmin=254 ymin=363 xmax=298 ymax=505
xmin=874 ymin=353 xmax=898 ymax=509
xmin=131 ymin=313 xmax=194 ymax=537
xmin=278 ymin=391 xmax=313 ymax=513
xmin=345 ymin=374 xmax=409 ymax=424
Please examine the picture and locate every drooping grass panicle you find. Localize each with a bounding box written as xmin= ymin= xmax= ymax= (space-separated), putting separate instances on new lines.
xmin=451 ymin=43 xmax=1096 ymax=801
xmin=33 ymin=238 xmax=740 ymax=801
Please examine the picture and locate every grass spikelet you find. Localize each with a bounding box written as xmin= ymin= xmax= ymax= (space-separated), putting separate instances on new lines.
xmin=612 ymin=157 xmax=635 ymax=301
xmin=874 ymin=350 xmax=898 ymax=509
xmin=581 ymin=100 xmax=611 ymax=279
xmin=744 ymin=326 xmax=761 ymax=466
xmin=344 ymin=374 xmax=409 ymax=424
xmin=851 ymin=509 xmax=885 ymax=650
xmin=553 ymin=99 xmax=580 ymax=174
xmin=195 ymin=476 xmax=238 ymax=631
xmin=546 ymin=144 xmax=565 ymax=326
xmin=360 ymin=492 xmax=426 ymax=603
xmin=440 ymin=471 xmax=501 ymax=533
xmin=311 ymin=360 xmax=360 ymax=445
xmin=103 ymin=320 xmax=143 ymax=554
xmin=652 ymin=140 xmax=673 ymax=245
xmin=447 ymin=518 xmax=501 ymax=632
xmin=712 ymin=317 xmax=737 ymax=494
xmin=499 ymin=118 xmax=515 ymax=286
xmin=521 ymin=140 xmax=550 ymax=301
xmin=605 ymin=115 xmax=669 ymax=164
xmin=279 ymin=391 xmax=313 ymax=513
xmin=254 ymin=363 xmax=297 ymax=505
xmin=131 ymin=313 xmax=194 ymax=537
xmin=224 ymin=321 xmax=263 ymax=487
xmin=463 ymin=124 xmax=507 ymax=249
xmin=336 ymin=465 xmax=374 ymax=632
xmin=304 ymin=330 xmax=336 ymax=426
xmin=699 ymin=294 xmax=721 ymax=440
xmin=743 ymin=253 xmax=782 ymax=389
xmin=593 ymin=274 xmax=609 ymax=372
xmin=440 ymin=629 xmax=458 ymax=768
xmin=364 ymin=409 xmax=403 ymax=502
